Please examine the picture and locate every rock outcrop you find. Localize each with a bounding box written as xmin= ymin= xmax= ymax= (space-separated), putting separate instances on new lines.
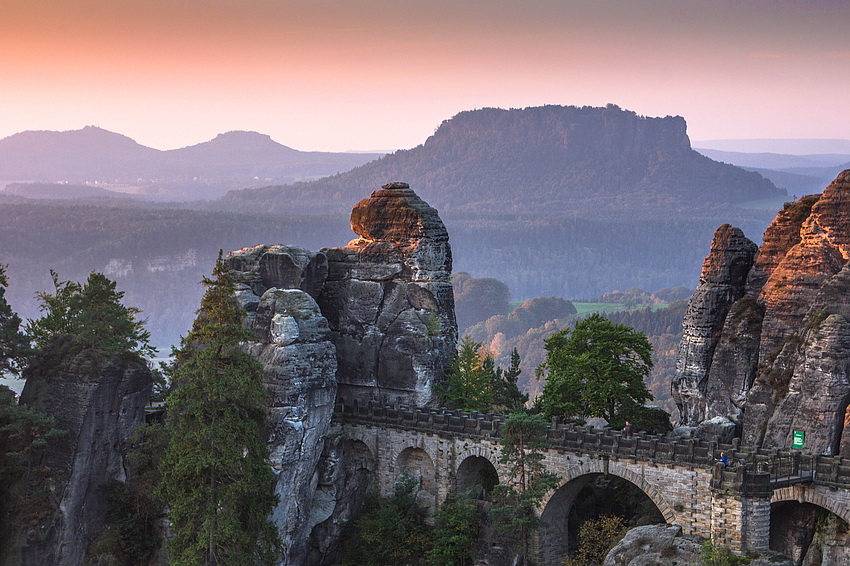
xmin=0 ymin=336 xmax=152 ymax=566
xmin=673 ymin=170 xmax=850 ymax=453
xmin=224 ymin=183 xmax=456 ymax=565
xmin=225 ymin=247 xmax=337 ymax=566
xmin=672 ymin=225 xmax=758 ymax=428
xmin=319 ymin=182 xmax=457 ymax=406
xmin=603 ymin=524 xmax=794 ymax=566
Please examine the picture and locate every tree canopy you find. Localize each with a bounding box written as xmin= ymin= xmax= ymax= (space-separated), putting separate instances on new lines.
xmin=535 ymin=314 xmax=653 ymax=428
xmin=159 ymin=253 xmax=280 ymax=566
xmin=0 ymin=265 xmax=31 ymax=374
xmin=439 ymin=337 xmax=527 ymax=413
xmin=491 ymin=412 xmax=559 ymax=563
xmin=26 ymin=270 xmax=154 ymax=356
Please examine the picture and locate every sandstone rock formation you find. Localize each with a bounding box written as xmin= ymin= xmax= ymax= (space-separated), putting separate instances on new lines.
xmin=224 ymin=183 xmax=456 ymax=565
xmin=0 ymin=336 xmax=152 ymax=566
xmin=225 ymin=247 xmax=337 ymax=566
xmin=319 ymin=182 xmax=457 ymax=406
xmin=603 ymin=524 xmax=794 ymax=566
xmin=672 ymin=170 xmax=850 ymax=453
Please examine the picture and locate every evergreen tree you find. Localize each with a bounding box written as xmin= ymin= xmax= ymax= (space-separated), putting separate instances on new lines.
xmin=26 ymin=270 xmax=154 ymax=356
xmin=159 ymin=253 xmax=280 ymax=566
xmin=427 ymin=494 xmax=480 ymax=566
xmin=338 ymin=475 xmax=432 ymax=566
xmin=0 ymin=265 xmax=31 ymax=374
xmin=441 ymin=338 xmax=527 ymax=413
xmin=491 ymin=413 xmax=559 ymax=564
xmin=535 ymin=314 xmax=653 ymax=428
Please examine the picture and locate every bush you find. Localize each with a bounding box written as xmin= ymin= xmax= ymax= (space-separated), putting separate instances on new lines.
xmin=563 ymin=515 xmax=627 ymax=566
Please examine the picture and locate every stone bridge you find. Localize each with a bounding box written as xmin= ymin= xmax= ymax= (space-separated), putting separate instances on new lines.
xmin=333 ymin=399 xmax=850 ymax=566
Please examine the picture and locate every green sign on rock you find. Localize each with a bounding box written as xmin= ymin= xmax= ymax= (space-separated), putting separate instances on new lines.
xmin=792 ymin=430 xmax=805 ymax=450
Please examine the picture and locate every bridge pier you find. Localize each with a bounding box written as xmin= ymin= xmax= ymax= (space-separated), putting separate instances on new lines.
xmin=709 ymin=493 xmax=771 ymax=553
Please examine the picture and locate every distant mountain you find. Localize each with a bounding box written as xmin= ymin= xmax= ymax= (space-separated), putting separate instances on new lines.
xmin=694 ymin=138 xmax=850 ymax=154
xmin=215 ymin=105 xmax=784 ymax=216
xmin=0 ymin=127 xmax=383 ymax=200
xmin=693 ymin=148 xmax=850 ymax=196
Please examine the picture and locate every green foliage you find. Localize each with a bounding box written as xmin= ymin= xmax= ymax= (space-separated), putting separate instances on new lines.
xmin=536 ymin=314 xmax=653 ymax=428
xmin=492 ymin=412 xmax=560 ymax=562
xmin=159 ymin=253 xmax=280 ymax=566
xmin=26 ymin=270 xmax=154 ymax=356
xmin=701 ymin=540 xmax=752 ymax=565
xmin=89 ymin=422 xmax=168 ymax=566
xmin=0 ymin=265 xmax=31 ymax=375
xmin=563 ymin=515 xmax=627 ymax=566
xmin=339 ymin=475 xmax=432 ymax=566
xmin=440 ymin=337 xmax=528 ymax=413
xmin=427 ymin=494 xmax=480 ymax=566
xmin=0 ymin=384 xmax=65 ymax=527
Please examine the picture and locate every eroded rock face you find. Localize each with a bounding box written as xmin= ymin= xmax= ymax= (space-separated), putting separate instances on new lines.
xmin=2 ymin=337 xmax=152 ymax=566
xmin=673 ymin=170 xmax=850 ymax=452
xmin=672 ymin=225 xmax=758 ymax=425
xmin=225 ymin=247 xmax=338 ymax=566
xmin=319 ymin=182 xmax=457 ymax=406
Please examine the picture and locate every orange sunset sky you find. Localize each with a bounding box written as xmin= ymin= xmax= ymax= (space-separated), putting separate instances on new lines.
xmin=1 ymin=0 xmax=849 ymax=152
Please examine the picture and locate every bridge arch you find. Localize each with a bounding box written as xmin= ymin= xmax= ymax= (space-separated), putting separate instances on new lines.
xmin=396 ymin=446 xmax=438 ymax=512
xmin=772 ymin=485 xmax=850 ymax=524
xmin=537 ymin=461 xmax=671 ymax=565
xmin=456 ymin=452 xmax=500 ymax=499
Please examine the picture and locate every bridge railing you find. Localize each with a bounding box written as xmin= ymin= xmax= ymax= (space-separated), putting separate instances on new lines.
xmin=334 ymin=399 xmax=850 ymax=489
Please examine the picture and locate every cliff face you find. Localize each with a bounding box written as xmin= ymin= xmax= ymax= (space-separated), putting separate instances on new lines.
xmin=673 ymin=170 xmax=850 ymax=453
xmin=225 ymin=183 xmax=456 ymax=565
xmin=1 ymin=337 xmax=152 ymax=566
xmin=319 ymin=182 xmax=457 ymax=406
xmin=225 ymin=246 xmax=337 ymax=566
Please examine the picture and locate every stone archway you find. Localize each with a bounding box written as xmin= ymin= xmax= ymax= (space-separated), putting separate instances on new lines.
xmin=456 ymin=455 xmax=499 ymax=500
xmin=771 ymin=486 xmax=850 ymax=564
xmin=396 ymin=447 xmax=437 ymax=513
xmin=537 ymin=468 xmax=667 ymax=566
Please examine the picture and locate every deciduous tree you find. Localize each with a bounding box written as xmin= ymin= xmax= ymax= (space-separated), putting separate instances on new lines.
xmin=536 ymin=314 xmax=653 ymax=428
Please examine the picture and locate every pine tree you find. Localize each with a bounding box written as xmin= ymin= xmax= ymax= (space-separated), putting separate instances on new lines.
xmin=159 ymin=253 xmax=281 ymax=566
xmin=491 ymin=413 xmax=559 ymax=564
xmin=0 ymin=265 xmax=31 ymax=374
xmin=26 ymin=270 xmax=153 ymax=356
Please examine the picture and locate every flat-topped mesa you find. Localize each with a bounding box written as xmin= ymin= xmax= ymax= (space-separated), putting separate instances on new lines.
xmin=320 ymin=182 xmax=457 ymax=407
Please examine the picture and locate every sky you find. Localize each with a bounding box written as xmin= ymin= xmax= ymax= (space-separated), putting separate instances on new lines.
xmin=1 ymin=0 xmax=849 ymax=152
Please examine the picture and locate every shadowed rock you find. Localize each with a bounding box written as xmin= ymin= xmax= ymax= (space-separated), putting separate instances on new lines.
xmin=1 ymin=336 xmax=152 ymax=566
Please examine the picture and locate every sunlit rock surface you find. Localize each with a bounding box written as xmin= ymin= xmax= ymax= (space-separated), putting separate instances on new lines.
xmin=673 ymin=170 xmax=850 ymax=453
xmin=319 ymin=182 xmax=457 ymax=406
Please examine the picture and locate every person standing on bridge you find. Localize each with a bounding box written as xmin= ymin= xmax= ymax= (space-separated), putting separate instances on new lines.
xmin=623 ymin=421 xmax=633 ymax=438
xmin=719 ymin=452 xmax=728 ymax=467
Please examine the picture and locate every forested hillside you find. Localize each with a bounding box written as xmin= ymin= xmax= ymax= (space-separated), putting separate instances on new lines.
xmin=0 ymin=199 xmax=351 ymax=347
xmin=214 ymin=105 xmax=784 ymax=215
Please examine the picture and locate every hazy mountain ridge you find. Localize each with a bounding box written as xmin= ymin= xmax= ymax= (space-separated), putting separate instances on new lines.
xmin=214 ymin=105 xmax=785 ymax=216
xmin=0 ymin=127 xmax=383 ymax=201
